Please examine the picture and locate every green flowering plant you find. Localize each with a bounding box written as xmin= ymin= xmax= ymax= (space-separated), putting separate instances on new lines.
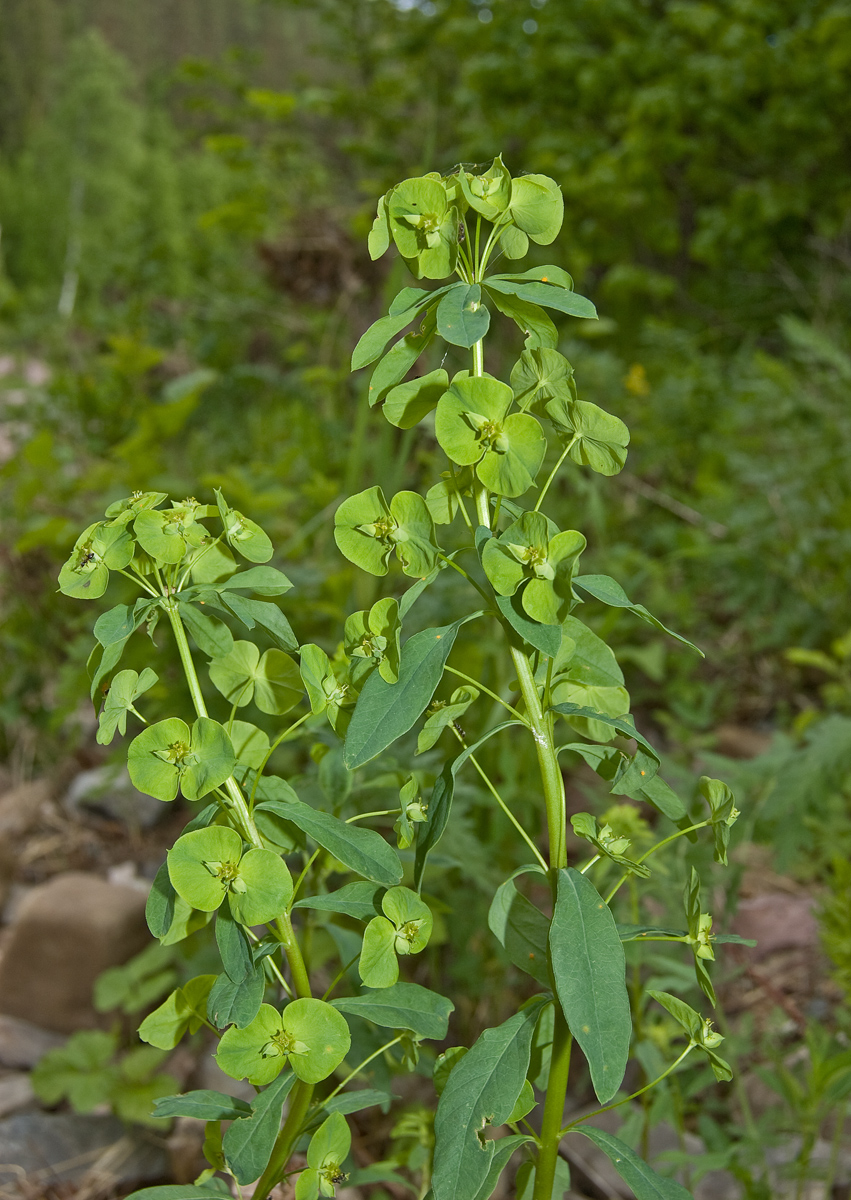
xmin=60 ymin=160 xmax=752 ymax=1200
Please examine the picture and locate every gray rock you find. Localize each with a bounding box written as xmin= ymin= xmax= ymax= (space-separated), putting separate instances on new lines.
xmin=0 ymin=873 xmax=150 ymax=1033
xmin=65 ymin=765 xmax=166 ymax=830
xmin=0 ymin=1072 xmax=36 ymax=1117
xmin=0 ymin=1111 xmax=167 ymax=1186
xmin=0 ymin=1015 xmax=66 ymax=1069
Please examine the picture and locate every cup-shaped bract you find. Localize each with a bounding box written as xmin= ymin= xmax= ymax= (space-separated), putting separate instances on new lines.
xmin=387 ymin=176 xmax=459 ymax=279
xmin=134 ymin=500 xmax=209 ymax=565
xmin=482 ymin=512 xmax=586 ymax=625
xmin=215 ymin=490 xmax=273 ymax=563
xmin=510 ymin=348 xmax=576 ymax=414
xmin=168 ymin=826 xmax=293 ymax=925
xmin=334 ymin=486 xmax=439 ymax=578
xmin=58 ymin=521 xmax=135 ymax=599
xmin=546 ymin=396 xmax=630 ymax=477
xmin=128 ymin=717 xmax=235 ymax=802
xmin=209 ymin=641 xmax=303 ymax=715
xmin=216 ymin=999 xmax=350 ymax=1086
xmin=435 ymin=374 xmax=546 ymax=498
xmin=507 ymin=174 xmax=564 ymax=245
xmin=344 ymin=597 xmax=402 ymax=685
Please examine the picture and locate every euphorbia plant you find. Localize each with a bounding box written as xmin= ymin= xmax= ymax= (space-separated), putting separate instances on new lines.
xmin=61 ymin=160 xmax=752 ymax=1200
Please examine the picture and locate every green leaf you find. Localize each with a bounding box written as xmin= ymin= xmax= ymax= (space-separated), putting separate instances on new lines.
xmin=485 ymin=287 xmax=558 ymax=350
xmin=97 ymin=667 xmax=157 ymax=745
xmin=573 ymin=575 xmax=703 ymax=656
xmin=146 ymin=863 xmax=177 ymax=940
xmin=94 ymin=604 xmax=138 ymax=647
xmin=208 ymin=966 xmax=266 ymax=1030
xmin=352 ymin=309 xmax=423 ymax=371
xmin=169 ymin=827 xmax=243 ymax=913
xmin=152 ymin=1090 xmax=253 ymax=1122
xmin=549 ymin=869 xmax=631 ymax=1104
xmin=492 ymin=265 xmax=575 ymax=290
xmin=293 ymin=882 xmax=383 ymax=921
xmin=383 ymin=369 xmax=448 ymax=429
xmin=216 ymin=1001 xmax=349 ymax=1087
xmin=344 ymin=614 xmax=482 ymax=769
xmin=254 ymin=798 xmax=402 ymax=888
xmin=368 ymin=194 xmax=391 ymax=259
xmin=223 ymin=1070 xmax=296 ymax=1184
xmin=230 ymin=721 xmax=270 ymax=771
xmin=507 ymin=174 xmax=564 ymax=244
xmin=551 ymin=703 xmax=660 ymax=770
xmin=485 ymin=278 xmax=596 ymax=320
xmin=515 ymin=1155 xmax=572 ymax=1200
xmin=488 ymin=868 xmax=551 ymax=987
xmin=417 ymin=685 xmax=479 ymax=754
xmin=510 ymin=348 xmax=575 ymax=414
xmin=573 ymin=1127 xmax=692 ymax=1200
xmin=432 ymin=999 xmax=548 ymax=1200
xmin=331 ymin=982 xmax=453 ymax=1040
xmin=307 ymin=1110 xmax=351 ymax=1169
xmin=215 ymin=492 xmax=273 ymax=564
xmin=128 ymin=718 xmax=191 ymax=802
xmin=209 ymin=641 xmax=303 ymax=714
xmin=221 ymin=594 xmax=298 ymax=652
xmin=317 ymin=1089 xmax=392 ymax=1118
xmin=138 ymin=976 xmax=216 ymax=1050
xmin=218 ymin=566 xmax=293 ymax=596
xmin=178 ymin=601 xmax=234 ymax=658
xmin=230 ymin=848 xmax=293 ymax=926
xmin=368 ymin=314 xmax=437 ymax=407
xmin=117 ymin=1188 xmax=228 ymax=1200
xmin=494 ymin=594 xmax=562 ymax=658
xmin=474 ymin=1136 xmax=535 ymax=1200
xmin=437 ymin=283 xmax=490 ymax=348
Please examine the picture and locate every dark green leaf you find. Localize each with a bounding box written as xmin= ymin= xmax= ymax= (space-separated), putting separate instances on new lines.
xmin=317 ymin=1089 xmax=393 ymax=1117
xmin=146 ymin=863 xmax=176 ymax=940
xmin=344 ymin=613 xmax=483 ymax=769
xmin=484 ymin=278 xmax=596 ymax=320
xmin=222 ymin=595 xmax=298 ymax=652
xmin=488 ymin=869 xmax=550 ymax=987
xmin=573 ymin=575 xmax=702 ymax=656
xmin=550 ymin=869 xmax=631 ymax=1104
xmin=352 ymin=310 xmax=422 ymax=371
xmin=152 ymin=1090 xmax=252 ymax=1122
xmin=121 ymin=1188 xmax=231 ymax=1200
xmin=437 ymin=283 xmax=490 ymax=348
xmin=208 ymin=968 xmax=266 ymax=1030
xmin=485 ymin=288 xmax=558 ymax=350
xmin=550 ymin=703 xmax=660 ymax=767
xmin=432 ymin=998 xmax=548 ymax=1200
xmin=254 ymin=799 xmax=402 ymax=888
xmin=293 ymin=882 xmax=384 ymax=920
xmin=573 ymin=1127 xmax=692 ymax=1199
xmin=331 ymin=982 xmax=453 ymax=1040
xmin=178 ymin=601 xmax=234 ymax=658
xmin=223 ymin=1070 xmax=296 ymax=1184
xmin=216 ymin=908 xmax=253 ymax=984
xmin=218 ymin=567 xmax=293 ymax=596
xmin=473 ymin=1136 xmax=533 ymax=1200
xmin=94 ymin=604 xmax=138 ymax=647
xmin=495 ymin=593 xmax=561 ymax=657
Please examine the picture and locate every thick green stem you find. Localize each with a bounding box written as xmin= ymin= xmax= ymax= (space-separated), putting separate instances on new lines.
xmin=534 ymin=1010 xmax=572 ymax=1200
xmin=252 ymin=1079 xmax=314 ymax=1200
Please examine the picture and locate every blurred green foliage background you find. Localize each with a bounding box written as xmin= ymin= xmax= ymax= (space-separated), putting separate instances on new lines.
xmin=1 ymin=0 xmax=849 ymax=761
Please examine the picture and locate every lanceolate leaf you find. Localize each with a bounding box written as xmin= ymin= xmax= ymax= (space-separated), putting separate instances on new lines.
xmin=572 ymin=1128 xmax=692 ymax=1200
xmin=488 ymin=868 xmax=551 ymax=987
xmin=549 ymin=869 xmax=631 ymax=1104
xmin=152 ymin=1090 xmax=252 ymax=1122
xmin=432 ymin=998 xmax=549 ymax=1200
xmin=484 ymin=278 xmax=597 ymax=320
xmin=573 ymin=575 xmax=703 ymax=656
xmin=293 ymin=881 xmax=384 ymax=920
xmin=550 ymin=703 xmax=661 ymax=776
xmin=344 ymin=613 xmax=483 ymax=769
xmin=352 ymin=309 xmax=424 ymax=371
xmin=253 ymin=798 xmax=402 ymax=888
xmin=223 ymin=1070 xmax=296 ymax=1184
xmin=494 ymin=593 xmax=561 ymax=658
xmin=331 ymin=982 xmax=453 ymax=1041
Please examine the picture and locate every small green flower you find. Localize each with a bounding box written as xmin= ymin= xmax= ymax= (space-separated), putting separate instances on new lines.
xmin=134 ymin=500 xmax=209 ymax=566
xmin=481 ymin=510 xmax=585 ymax=625
xmin=334 ymin=486 xmax=439 ymax=578
xmin=359 ymin=887 xmax=433 ymax=989
xmin=435 ymin=374 xmax=546 ymax=498
xmin=344 ymin=597 xmax=402 ymax=685
xmin=295 ymin=1112 xmax=352 ymax=1200
xmin=570 ymin=812 xmax=651 ymax=878
xmin=684 ymin=868 xmax=717 ymax=1005
xmin=648 ymin=990 xmax=732 ymax=1082
xmin=215 ymin=489 xmax=273 ymax=563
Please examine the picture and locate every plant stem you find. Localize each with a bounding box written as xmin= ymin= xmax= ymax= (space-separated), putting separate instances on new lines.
xmin=443 ymin=664 xmax=528 ymax=723
xmin=324 ymin=1035 xmax=404 ymax=1102
xmin=437 ymin=552 xmax=492 ymax=604
xmin=534 ymin=1010 xmax=572 ymax=1200
xmin=534 ymin=438 xmax=577 ymax=513
xmin=605 ymin=820 xmax=711 ymax=903
xmin=451 ymin=728 xmax=547 ymax=870
xmin=252 ymin=1079 xmax=314 ymax=1200
xmin=164 ymin=600 xmax=261 ymax=845
xmin=559 ymin=1044 xmax=695 ymax=1136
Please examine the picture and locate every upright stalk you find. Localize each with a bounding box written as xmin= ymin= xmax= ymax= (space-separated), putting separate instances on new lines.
xmin=252 ymin=1079 xmax=315 ymax=1200
xmin=470 ymin=335 xmax=570 ymax=1200
xmin=165 ymin=600 xmax=312 ymax=1002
